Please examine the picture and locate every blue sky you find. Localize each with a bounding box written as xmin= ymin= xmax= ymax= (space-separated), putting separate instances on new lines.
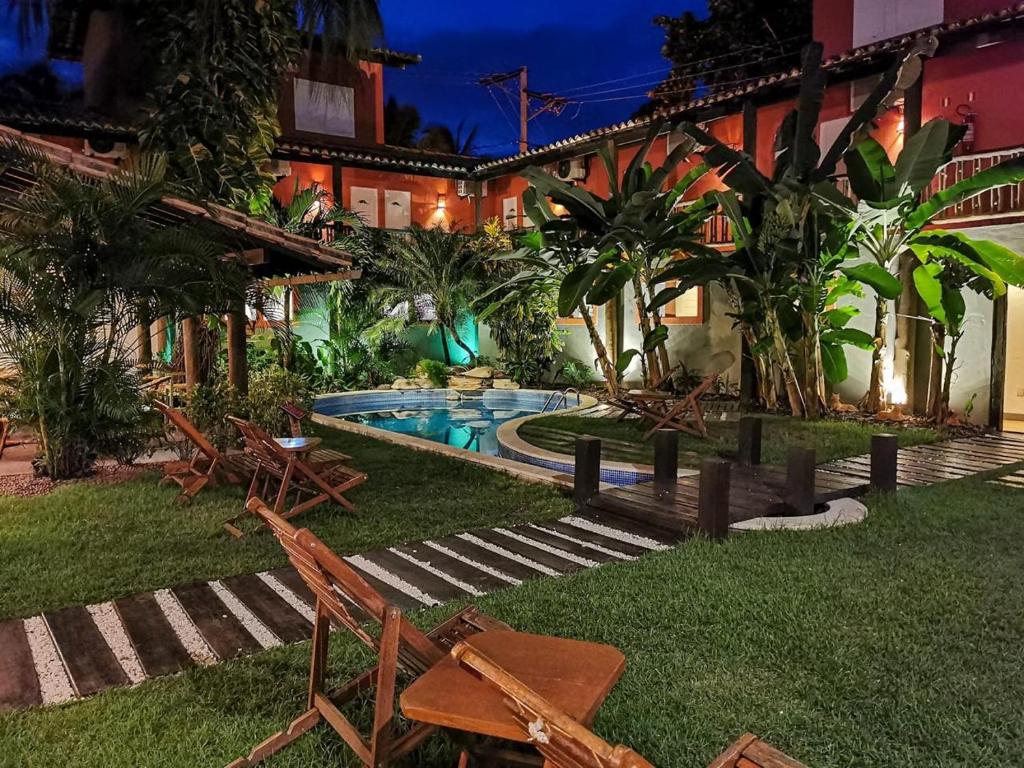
xmin=0 ymin=1 xmax=705 ymax=155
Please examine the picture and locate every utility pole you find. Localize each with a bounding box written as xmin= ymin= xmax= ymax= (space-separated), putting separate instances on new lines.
xmin=478 ymin=67 xmax=572 ymax=154
xmin=519 ymin=66 xmax=528 ymax=153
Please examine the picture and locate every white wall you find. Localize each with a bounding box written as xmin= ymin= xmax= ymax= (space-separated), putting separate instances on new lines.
xmin=852 ymin=0 xmax=943 ymax=48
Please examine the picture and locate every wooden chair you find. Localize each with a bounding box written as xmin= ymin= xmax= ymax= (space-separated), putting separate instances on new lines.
xmin=708 ymin=733 xmax=809 ymax=768
xmin=280 ymin=402 xmax=307 ymax=438
xmin=453 ymin=643 xmax=808 ymax=768
xmin=223 ymin=415 xmax=366 ymax=537
xmin=154 ymin=400 xmax=257 ymax=503
xmin=639 ymin=370 xmax=720 ymax=440
xmin=227 ymin=497 xmax=510 ymax=768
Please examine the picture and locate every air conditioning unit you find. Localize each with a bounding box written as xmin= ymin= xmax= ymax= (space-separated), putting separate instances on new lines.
xmin=268 ymin=159 xmax=292 ymax=178
xmin=83 ymin=139 xmax=129 ymax=160
xmin=456 ymin=179 xmax=487 ymax=198
xmin=554 ymin=157 xmax=587 ymax=182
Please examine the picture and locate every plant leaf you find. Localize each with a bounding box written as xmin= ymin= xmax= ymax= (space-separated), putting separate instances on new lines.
xmin=908 ymin=156 xmax=1024 ymax=229
xmin=841 ymin=262 xmax=902 ymax=299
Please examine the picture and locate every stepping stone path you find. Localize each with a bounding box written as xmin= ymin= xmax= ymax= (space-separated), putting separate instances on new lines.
xmin=0 ymin=513 xmax=677 ymax=712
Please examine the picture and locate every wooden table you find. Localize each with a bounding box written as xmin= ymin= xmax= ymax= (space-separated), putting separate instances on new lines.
xmin=400 ymin=630 xmax=625 ymax=743
xmin=273 ymin=436 xmax=321 ymax=457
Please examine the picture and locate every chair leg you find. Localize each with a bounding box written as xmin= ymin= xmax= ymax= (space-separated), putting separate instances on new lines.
xmin=369 ymin=607 xmax=401 ymax=767
xmin=307 ymin=600 xmax=330 ymax=709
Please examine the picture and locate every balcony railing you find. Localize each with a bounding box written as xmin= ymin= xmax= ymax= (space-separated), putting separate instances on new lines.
xmin=699 ymin=147 xmax=1024 ymax=246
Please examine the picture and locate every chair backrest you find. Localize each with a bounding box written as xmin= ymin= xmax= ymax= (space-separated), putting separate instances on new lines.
xmin=155 ymin=400 xmax=223 ymax=463
xmin=246 ymin=497 xmax=444 ymax=675
xmin=280 ymin=403 xmax=307 ymax=437
xmin=708 ymin=733 xmax=809 ymax=768
xmin=452 ymin=642 xmax=654 ymax=768
xmin=687 ymin=371 xmax=719 ymax=402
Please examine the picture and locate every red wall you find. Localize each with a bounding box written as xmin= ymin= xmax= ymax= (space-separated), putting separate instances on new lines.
xmin=814 ymin=0 xmax=854 ymax=58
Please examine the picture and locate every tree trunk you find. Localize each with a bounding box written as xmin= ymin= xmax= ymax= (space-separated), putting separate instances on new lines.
xmin=578 ymin=300 xmax=618 ymax=395
xmin=927 ymin=324 xmax=946 ymax=422
xmin=941 ymin=331 xmax=961 ymax=421
xmin=743 ymin=326 xmax=776 ymax=410
xmin=632 ymin=273 xmax=661 ymax=388
xmin=439 ymin=329 xmax=452 ymax=366
xmin=447 ymin=323 xmax=477 ymax=365
xmin=281 ymin=287 xmax=293 ymax=370
xmin=766 ymin=309 xmax=805 ymax=417
xmin=865 ymin=296 xmax=887 ymax=412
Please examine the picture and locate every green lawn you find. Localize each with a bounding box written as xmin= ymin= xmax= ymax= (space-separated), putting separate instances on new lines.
xmin=0 ymin=424 xmax=572 ymax=621
xmin=2 ymin=476 xmax=1022 ymax=766
xmin=521 ymin=414 xmax=940 ymax=468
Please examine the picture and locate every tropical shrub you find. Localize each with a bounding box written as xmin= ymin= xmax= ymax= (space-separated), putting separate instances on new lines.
xmin=559 ymin=359 xmax=595 ymax=389
xmin=186 ymin=379 xmax=246 ymax=453
xmin=246 ymin=365 xmax=313 ymax=435
xmin=487 ymin=292 xmax=563 ymax=385
xmin=416 ymin=359 xmax=449 ymax=388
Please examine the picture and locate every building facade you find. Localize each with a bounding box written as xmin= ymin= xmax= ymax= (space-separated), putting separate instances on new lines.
xmin=6 ymin=0 xmax=1024 ymax=427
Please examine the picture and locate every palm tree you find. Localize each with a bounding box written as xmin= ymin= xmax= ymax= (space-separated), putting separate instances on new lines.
xmin=375 ymin=226 xmax=481 ymax=365
xmin=384 ymin=96 xmax=421 ymax=147
xmin=0 ymin=138 xmax=248 ymax=477
xmin=418 ymin=121 xmax=480 ymax=156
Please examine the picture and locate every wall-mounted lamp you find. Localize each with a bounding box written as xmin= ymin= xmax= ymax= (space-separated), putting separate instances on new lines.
xmin=436 ymin=194 xmax=447 ymax=212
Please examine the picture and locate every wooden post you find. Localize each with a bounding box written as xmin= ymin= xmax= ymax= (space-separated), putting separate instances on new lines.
xmin=226 ymin=308 xmax=248 ymax=395
xmin=785 ymin=447 xmax=816 ymax=516
xmin=737 ymin=416 xmax=762 ymax=465
xmin=697 ymin=458 xmax=730 ymax=540
xmin=135 ymin=322 xmax=152 ymax=368
xmin=739 ymin=99 xmax=759 ymax=406
xmin=182 ymin=316 xmax=200 ymax=392
xmin=152 ymin=316 xmax=167 ymax=365
xmin=870 ymin=434 xmax=898 ymax=492
xmin=573 ymin=436 xmax=602 ymax=508
xmin=653 ymin=429 xmax=678 ymax=488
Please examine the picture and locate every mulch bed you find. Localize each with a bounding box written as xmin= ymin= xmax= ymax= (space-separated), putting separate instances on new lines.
xmin=0 ymin=465 xmax=152 ymax=498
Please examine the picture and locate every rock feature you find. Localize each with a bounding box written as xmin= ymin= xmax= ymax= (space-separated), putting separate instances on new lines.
xmin=492 ymin=379 xmax=520 ymax=390
xmin=391 ymin=377 xmax=420 ymax=390
xmin=463 ymin=366 xmax=493 ymax=380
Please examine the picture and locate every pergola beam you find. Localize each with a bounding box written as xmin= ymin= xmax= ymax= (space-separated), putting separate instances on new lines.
xmin=261 ymin=270 xmax=362 ymax=287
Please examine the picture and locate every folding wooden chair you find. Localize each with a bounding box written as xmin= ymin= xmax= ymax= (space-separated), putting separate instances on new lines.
xmin=280 ymin=402 xmax=308 ymax=438
xmin=227 ymin=498 xmax=510 ymax=768
xmin=278 ymin=401 xmax=353 ymax=469
xmin=708 ymin=733 xmax=809 ymax=768
xmin=223 ymin=415 xmax=366 ymax=537
xmin=640 ymin=371 xmax=720 ymax=440
xmin=454 ymin=643 xmax=808 ymax=768
xmin=154 ymin=400 xmax=257 ymax=503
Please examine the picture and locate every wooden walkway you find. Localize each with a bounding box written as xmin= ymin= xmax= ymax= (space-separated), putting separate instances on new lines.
xmin=0 ymin=511 xmax=680 ymax=712
xmin=578 ymin=430 xmax=1024 ymax=537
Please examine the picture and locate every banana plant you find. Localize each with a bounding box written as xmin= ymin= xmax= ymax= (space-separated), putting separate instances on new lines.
xmin=518 ymin=119 xmax=719 ymax=387
xmin=652 ymin=42 xmax=913 ymax=417
xmin=834 ymin=119 xmax=1024 ymax=413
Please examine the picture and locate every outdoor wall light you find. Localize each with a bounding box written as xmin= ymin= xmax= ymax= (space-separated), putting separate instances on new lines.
xmin=436 ymin=194 xmax=447 ymax=211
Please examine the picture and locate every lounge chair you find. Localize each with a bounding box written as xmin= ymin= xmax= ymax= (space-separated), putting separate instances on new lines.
xmin=279 ymin=401 xmax=352 ymax=470
xmin=607 ymin=371 xmax=718 ymax=440
xmin=226 ymin=497 xmax=511 ymax=768
xmin=453 ymin=642 xmax=808 ymax=768
xmin=154 ymin=400 xmax=257 ymax=503
xmin=222 ymin=416 xmax=366 ymax=537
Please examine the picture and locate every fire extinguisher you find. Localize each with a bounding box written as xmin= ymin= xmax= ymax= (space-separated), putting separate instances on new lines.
xmin=956 ymin=104 xmax=977 ymax=152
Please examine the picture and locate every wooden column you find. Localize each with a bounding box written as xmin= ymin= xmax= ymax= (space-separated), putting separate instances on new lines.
xmin=737 ymin=416 xmax=762 ymax=466
xmin=135 ymin=322 xmax=152 ymax=368
xmin=653 ymin=429 xmax=678 ymax=488
xmin=182 ymin=316 xmax=200 ymax=392
xmin=573 ymin=436 xmax=602 ymax=508
xmin=901 ymin=74 xmax=926 ymax=411
xmin=697 ymin=458 xmax=730 ymax=540
xmin=226 ymin=309 xmax=248 ymax=395
xmin=870 ymin=434 xmax=898 ymax=492
xmin=785 ymin=447 xmax=816 ymax=516
xmin=151 ymin=316 xmax=167 ymax=365
xmin=990 ymin=293 xmax=1008 ymax=429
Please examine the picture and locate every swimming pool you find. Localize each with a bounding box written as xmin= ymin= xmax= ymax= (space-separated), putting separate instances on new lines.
xmin=315 ymin=389 xmax=582 ymax=455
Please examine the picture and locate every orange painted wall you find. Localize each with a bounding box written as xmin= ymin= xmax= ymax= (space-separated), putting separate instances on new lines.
xmin=923 ymin=38 xmax=1024 ymax=153
xmin=814 ymin=0 xmax=854 ymax=58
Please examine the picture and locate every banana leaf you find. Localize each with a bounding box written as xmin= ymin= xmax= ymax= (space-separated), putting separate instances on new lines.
xmin=907 ymin=156 xmax=1024 ymax=229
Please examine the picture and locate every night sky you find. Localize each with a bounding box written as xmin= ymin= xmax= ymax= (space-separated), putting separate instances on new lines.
xmin=1 ymin=1 xmax=705 ymax=156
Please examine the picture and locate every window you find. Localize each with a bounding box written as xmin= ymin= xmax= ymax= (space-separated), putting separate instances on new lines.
xmin=350 ymin=186 xmax=378 ymax=228
xmin=647 ymin=282 xmax=704 ymax=325
xmin=293 ymin=78 xmax=355 ymax=138
xmin=384 ymin=190 xmax=411 ymax=230
xmin=852 ymin=0 xmax=942 ymax=48
xmin=502 ymin=196 xmax=519 ymax=230
xmin=558 ymin=305 xmax=600 ymax=327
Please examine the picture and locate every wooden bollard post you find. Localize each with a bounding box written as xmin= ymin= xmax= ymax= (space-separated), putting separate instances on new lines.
xmin=785 ymin=447 xmax=816 ymax=516
xmin=698 ymin=458 xmax=730 ymax=540
xmin=737 ymin=416 xmax=762 ymax=465
xmin=871 ymin=434 xmax=898 ymax=492
xmin=574 ymin=436 xmax=602 ymax=508
xmin=654 ymin=429 xmax=678 ymax=488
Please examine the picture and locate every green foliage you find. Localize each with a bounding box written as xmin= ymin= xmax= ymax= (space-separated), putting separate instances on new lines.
xmin=186 ymin=379 xmax=246 ymax=453
xmin=559 ymin=358 xmax=595 ymax=389
xmin=416 ymin=359 xmax=449 ymax=388
xmin=246 ymin=366 xmax=313 ymax=435
xmin=486 ymin=291 xmax=563 ymax=386
xmin=0 ymin=139 xmax=246 ymax=477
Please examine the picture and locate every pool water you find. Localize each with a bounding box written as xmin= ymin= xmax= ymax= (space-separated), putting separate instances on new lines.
xmin=315 ymin=390 xmax=577 ymax=455
xmin=340 ymin=405 xmax=535 ymax=454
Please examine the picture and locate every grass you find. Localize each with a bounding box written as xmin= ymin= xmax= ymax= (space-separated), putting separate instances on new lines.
xmin=0 ymin=423 xmax=572 ymax=621
xmin=521 ymin=413 xmax=940 ymax=468
xmin=1 ymin=476 xmax=1022 ymax=766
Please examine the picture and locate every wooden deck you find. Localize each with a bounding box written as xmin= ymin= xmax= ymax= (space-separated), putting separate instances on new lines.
xmin=577 ymin=429 xmax=1024 ymax=537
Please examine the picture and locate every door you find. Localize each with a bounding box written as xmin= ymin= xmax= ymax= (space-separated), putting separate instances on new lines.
xmin=1003 ymin=285 xmax=1024 ymax=432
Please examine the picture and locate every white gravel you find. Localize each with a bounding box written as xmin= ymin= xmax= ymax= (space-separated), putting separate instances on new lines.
xmin=23 ymin=616 xmax=76 ymax=704
xmin=86 ymin=603 xmax=146 ymax=683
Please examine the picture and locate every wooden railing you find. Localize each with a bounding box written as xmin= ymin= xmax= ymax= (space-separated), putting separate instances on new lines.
xmin=926 ymin=147 xmax=1024 ymax=223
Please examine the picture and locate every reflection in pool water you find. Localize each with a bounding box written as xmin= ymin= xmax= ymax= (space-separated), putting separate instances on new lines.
xmin=338 ymin=405 xmax=531 ymax=455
